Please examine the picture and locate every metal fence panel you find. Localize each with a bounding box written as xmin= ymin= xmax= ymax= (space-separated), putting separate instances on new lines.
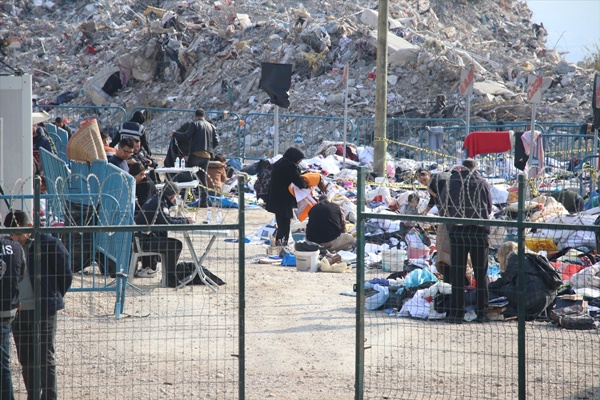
xmin=0 ymin=178 xmax=246 ymax=399
xmin=354 ymin=118 xmax=467 ymax=165
xmin=33 ymin=105 xmax=127 ymax=137
xmin=355 ymin=168 xmax=600 ymax=399
xmin=241 ymin=113 xmax=353 ymax=160
xmin=130 ymin=107 xmax=242 ymax=158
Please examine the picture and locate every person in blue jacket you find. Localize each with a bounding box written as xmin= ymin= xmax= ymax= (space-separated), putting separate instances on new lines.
xmin=4 ymin=210 xmax=73 ymax=400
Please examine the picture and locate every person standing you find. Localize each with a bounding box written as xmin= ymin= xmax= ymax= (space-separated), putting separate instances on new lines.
xmin=4 ymin=210 xmax=73 ymax=400
xmin=266 ymin=147 xmax=308 ymax=245
xmin=306 ymin=195 xmax=355 ymax=251
xmin=0 ymin=226 xmax=24 ymax=400
xmin=170 ymin=109 xmax=219 ymax=208
xmin=439 ymin=159 xmax=493 ymax=324
xmin=111 ymin=110 xmax=151 ymax=155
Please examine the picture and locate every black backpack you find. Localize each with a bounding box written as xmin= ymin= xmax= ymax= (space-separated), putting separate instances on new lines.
xmin=526 ymin=253 xmax=563 ymax=291
xmin=166 ymin=262 xmax=226 ymax=288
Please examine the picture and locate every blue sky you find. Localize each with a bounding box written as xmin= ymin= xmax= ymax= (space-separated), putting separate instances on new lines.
xmin=527 ymin=0 xmax=600 ymax=62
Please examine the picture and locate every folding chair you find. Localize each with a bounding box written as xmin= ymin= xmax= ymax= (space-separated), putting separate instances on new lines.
xmin=129 ymin=235 xmax=170 ymax=290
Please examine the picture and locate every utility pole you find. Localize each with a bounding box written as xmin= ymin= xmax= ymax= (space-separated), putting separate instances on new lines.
xmin=373 ymin=0 xmax=388 ymax=177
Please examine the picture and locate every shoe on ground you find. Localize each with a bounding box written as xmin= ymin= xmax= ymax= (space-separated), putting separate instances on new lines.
xmin=136 ymin=267 xmax=157 ymax=278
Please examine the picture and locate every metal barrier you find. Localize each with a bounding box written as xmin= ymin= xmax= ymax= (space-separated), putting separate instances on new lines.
xmin=354 ymin=168 xmax=600 ymax=399
xmin=539 ymin=122 xmax=583 ymax=135
xmin=354 ymin=117 xmax=466 ymax=164
xmin=241 ymin=113 xmax=353 ymax=160
xmin=0 ymin=177 xmax=246 ymax=398
xmin=34 ymin=104 xmax=127 ymax=137
xmin=130 ymin=107 xmax=242 ymax=158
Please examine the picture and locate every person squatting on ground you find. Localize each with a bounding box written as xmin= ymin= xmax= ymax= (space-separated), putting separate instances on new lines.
xmin=111 ymin=110 xmax=151 ymax=155
xmin=170 ymin=109 xmax=219 ymax=208
xmin=266 ymin=147 xmax=308 ymax=245
xmin=134 ymin=182 xmax=195 ymax=278
xmin=4 ymin=210 xmax=73 ymax=400
xmin=306 ymin=195 xmax=355 ymax=251
xmin=0 ymin=221 xmax=25 ymax=400
xmin=489 ymin=241 xmax=558 ymax=320
xmin=439 ymin=158 xmax=493 ymax=324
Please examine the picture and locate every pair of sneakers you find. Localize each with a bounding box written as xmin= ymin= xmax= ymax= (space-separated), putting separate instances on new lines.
xmin=135 ymin=267 xmax=157 ymax=278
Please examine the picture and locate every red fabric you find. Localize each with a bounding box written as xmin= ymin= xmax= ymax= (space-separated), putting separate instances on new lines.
xmin=463 ymin=131 xmax=511 ymax=157
xmin=553 ymin=262 xmax=584 ymax=281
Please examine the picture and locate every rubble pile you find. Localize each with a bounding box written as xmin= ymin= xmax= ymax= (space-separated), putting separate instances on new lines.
xmin=1 ymin=0 xmax=597 ymax=124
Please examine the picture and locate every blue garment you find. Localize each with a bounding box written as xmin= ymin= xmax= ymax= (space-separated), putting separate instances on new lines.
xmin=1 ymin=324 xmax=14 ymax=400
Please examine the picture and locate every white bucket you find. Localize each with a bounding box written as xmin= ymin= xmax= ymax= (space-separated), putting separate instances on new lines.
xmin=381 ymin=249 xmax=407 ymax=272
xmin=296 ymin=250 xmax=319 ymax=272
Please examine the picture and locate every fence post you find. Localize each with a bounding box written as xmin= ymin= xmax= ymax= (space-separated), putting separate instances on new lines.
xmin=237 ymin=175 xmax=246 ymax=400
xmin=33 ymin=176 xmax=42 ymax=397
xmin=516 ymin=174 xmax=526 ymax=400
xmin=355 ymin=166 xmax=365 ymax=400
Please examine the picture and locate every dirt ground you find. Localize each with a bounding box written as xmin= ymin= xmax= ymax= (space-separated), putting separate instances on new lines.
xmin=8 ymin=207 xmax=600 ymax=399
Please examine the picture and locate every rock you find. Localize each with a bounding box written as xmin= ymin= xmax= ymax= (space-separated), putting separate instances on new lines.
xmin=473 ymin=81 xmax=515 ymax=97
xmin=556 ymin=60 xmax=576 ymax=75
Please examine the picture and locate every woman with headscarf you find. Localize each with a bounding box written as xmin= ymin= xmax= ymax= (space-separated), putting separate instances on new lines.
xmin=266 ymin=147 xmax=308 ymax=245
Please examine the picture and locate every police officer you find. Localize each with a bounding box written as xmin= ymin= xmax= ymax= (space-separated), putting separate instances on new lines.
xmin=0 ymin=215 xmax=24 ymax=400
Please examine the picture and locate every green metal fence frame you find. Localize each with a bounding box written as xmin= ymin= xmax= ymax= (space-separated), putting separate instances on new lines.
xmin=241 ymin=113 xmax=354 ymax=161
xmin=0 ymin=176 xmax=247 ymax=396
xmin=354 ymin=167 xmax=600 ymax=400
xmin=130 ymin=106 xmax=242 ymax=158
xmin=33 ymin=104 xmax=128 ymax=135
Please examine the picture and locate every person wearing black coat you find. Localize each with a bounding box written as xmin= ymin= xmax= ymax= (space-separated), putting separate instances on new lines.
xmin=4 ymin=210 xmax=73 ymax=400
xmin=489 ymin=241 xmax=557 ymax=320
xmin=439 ymin=158 xmax=493 ymax=323
xmin=266 ymin=147 xmax=308 ymax=244
xmin=134 ymin=183 xmax=194 ymax=278
xmin=170 ymin=109 xmax=219 ymax=207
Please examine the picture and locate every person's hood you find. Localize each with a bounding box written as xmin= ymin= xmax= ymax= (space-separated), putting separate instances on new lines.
xmin=282 ymin=147 xmax=305 ymax=163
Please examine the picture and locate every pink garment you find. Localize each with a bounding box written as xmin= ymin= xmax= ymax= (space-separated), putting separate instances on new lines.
xmin=521 ymin=130 xmax=545 ymax=178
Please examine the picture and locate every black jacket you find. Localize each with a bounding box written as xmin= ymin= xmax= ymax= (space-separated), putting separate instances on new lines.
xmin=266 ymin=148 xmax=307 ymax=218
xmin=489 ymin=253 xmax=557 ymax=319
xmin=173 ymin=118 xmax=219 ymax=156
xmin=135 ymin=177 xmax=157 ymax=213
xmin=134 ymin=193 xmax=190 ymax=238
xmin=306 ymin=201 xmax=345 ymax=244
xmin=0 ymin=237 xmax=24 ymax=320
xmin=24 ymin=234 xmax=73 ymax=316
xmin=440 ymin=167 xmax=493 ymax=233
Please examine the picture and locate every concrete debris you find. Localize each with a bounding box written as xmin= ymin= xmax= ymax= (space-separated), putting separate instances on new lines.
xmin=0 ymin=0 xmax=596 ymax=124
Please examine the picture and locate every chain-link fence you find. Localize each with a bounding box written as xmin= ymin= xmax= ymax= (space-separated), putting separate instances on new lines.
xmin=0 ymin=177 xmax=245 ymax=399
xmin=355 ymin=168 xmax=600 ymax=399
